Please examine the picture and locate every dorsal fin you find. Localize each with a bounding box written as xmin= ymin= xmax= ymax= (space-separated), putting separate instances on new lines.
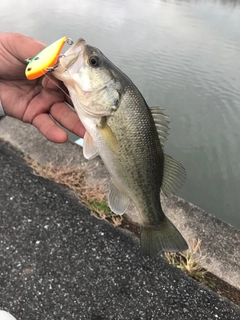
xmin=150 ymin=107 xmax=186 ymax=196
xmin=150 ymin=107 xmax=170 ymax=148
xmin=162 ymin=154 xmax=186 ymax=196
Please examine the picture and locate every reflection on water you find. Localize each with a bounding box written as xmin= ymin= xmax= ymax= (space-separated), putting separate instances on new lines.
xmin=1 ymin=0 xmax=240 ymax=228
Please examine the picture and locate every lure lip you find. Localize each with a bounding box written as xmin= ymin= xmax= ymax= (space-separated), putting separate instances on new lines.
xmin=25 ymin=36 xmax=72 ymax=80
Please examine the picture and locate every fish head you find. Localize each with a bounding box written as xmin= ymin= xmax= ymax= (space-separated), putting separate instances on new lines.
xmin=55 ymin=38 xmax=118 ymax=93
xmin=53 ymin=38 xmax=121 ymax=117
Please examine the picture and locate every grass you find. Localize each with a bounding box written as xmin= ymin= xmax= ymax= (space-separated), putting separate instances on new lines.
xmin=165 ymin=239 xmax=207 ymax=283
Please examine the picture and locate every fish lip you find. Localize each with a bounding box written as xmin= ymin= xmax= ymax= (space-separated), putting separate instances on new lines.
xmin=69 ymin=38 xmax=86 ymax=54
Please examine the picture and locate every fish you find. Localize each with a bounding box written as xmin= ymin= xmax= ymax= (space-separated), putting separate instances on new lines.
xmin=53 ymin=38 xmax=188 ymax=257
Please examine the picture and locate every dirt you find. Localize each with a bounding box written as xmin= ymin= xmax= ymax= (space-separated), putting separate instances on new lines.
xmin=202 ymin=270 xmax=240 ymax=306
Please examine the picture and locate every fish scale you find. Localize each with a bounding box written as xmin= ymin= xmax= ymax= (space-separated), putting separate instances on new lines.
xmin=105 ymin=89 xmax=163 ymax=222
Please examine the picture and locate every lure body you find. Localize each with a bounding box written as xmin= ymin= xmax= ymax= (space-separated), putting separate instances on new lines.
xmin=25 ymin=36 xmax=67 ymax=80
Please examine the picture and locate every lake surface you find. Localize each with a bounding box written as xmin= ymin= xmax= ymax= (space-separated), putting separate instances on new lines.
xmin=1 ymin=0 xmax=240 ymax=228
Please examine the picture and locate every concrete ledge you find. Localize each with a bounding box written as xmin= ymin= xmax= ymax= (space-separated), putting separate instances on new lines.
xmin=1 ymin=117 xmax=239 ymax=290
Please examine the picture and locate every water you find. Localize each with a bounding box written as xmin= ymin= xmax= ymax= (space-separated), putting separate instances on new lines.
xmin=1 ymin=0 xmax=240 ymax=228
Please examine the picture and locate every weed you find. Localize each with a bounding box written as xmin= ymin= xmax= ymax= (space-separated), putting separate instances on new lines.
xmin=165 ymin=239 xmax=206 ymax=282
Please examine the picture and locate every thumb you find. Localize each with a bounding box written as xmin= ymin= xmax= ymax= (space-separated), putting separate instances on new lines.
xmin=1 ymin=33 xmax=45 ymax=63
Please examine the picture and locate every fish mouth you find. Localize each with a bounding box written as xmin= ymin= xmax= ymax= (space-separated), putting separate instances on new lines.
xmin=58 ymin=38 xmax=86 ymax=71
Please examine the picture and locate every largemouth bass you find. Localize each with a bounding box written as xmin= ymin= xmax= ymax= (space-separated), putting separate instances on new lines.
xmin=53 ymin=38 xmax=188 ymax=257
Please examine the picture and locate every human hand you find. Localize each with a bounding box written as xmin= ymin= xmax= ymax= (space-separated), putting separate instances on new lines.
xmin=0 ymin=32 xmax=85 ymax=142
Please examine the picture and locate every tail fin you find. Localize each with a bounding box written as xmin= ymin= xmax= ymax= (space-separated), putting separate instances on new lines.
xmin=140 ymin=217 xmax=188 ymax=257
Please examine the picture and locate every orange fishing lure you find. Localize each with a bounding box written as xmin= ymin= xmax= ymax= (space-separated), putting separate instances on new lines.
xmin=25 ymin=36 xmax=72 ymax=80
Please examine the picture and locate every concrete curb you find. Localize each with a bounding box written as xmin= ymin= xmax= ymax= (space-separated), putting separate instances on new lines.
xmin=1 ymin=117 xmax=239 ymax=290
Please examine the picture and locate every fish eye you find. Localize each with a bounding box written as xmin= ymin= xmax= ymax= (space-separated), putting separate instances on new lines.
xmin=27 ymin=67 xmax=32 ymax=71
xmin=89 ymin=55 xmax=100 ymax=67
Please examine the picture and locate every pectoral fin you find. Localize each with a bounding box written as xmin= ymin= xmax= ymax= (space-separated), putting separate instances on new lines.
xmin=99 ymin=121 xmax=118 ymax=154
xmin=108 ymin=180 xmax=130 ymax=215
xmin=162 ymin=154 xmax=186 ymax=196
xmin=83 ymin=131 xmax=98 ymax=160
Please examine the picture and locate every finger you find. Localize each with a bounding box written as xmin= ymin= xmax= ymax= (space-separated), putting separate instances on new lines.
xmin=50 ymin=102 xmax=85 ymax=138
xmin=32 ymin=113 xmax=68 ymax=143
xmin=7 ymin=33 xmax=45 ymax=63
xmin=22 ymin=86 xmax=64 ymax=124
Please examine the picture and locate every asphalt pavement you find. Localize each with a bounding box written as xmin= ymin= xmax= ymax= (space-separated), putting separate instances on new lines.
xmin=1 ymin=140 xmax=240 ymax=320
